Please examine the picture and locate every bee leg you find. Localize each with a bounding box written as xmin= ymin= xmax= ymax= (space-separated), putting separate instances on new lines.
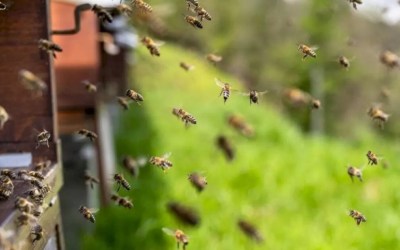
xmin=302 ymin=54 xmax=307 ymax=60
xmin=358 ymin=176 xmax=363 ymax=182
xmin=117 ymin=183 xmax=121 ymax=192
xmin=349 ymin=176 xmax=354 ymax=183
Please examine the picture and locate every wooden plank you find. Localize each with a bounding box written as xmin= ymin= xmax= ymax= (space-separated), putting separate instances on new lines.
xmin=57 ymin=110 xmax=95 ymax=135
xmin=0 ymin=116 xmax=54 ymax=143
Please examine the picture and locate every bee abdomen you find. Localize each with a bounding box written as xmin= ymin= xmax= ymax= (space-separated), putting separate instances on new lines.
xmin=122 ymin=180 xmax=131 ymax=190
xmin=194 ymin=20 xmax=203 ymax=29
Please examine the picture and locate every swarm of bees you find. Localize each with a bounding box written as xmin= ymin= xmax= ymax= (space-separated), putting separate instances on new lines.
xmin=38 ymin=39 xmax=63 ymax=58
xmin=349 ymin=210 xmax=366 ymax=225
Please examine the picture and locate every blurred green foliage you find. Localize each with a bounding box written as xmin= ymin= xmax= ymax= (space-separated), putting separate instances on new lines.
xmin=82 ymin=44 xmax=400 ymax=249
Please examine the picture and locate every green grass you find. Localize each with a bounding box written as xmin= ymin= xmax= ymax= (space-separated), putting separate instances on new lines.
xmin=82 ymin=44 xmax=400 ymax=250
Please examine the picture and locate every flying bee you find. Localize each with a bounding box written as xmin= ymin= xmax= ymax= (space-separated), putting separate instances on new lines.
xmin=28 ymin=171 xmax=44 ymax=181
xmin=338 ymin=56 xmax=350 ymax=69
xmin=122 ymin=155 xmax=147 ymax=178
xmin=348 ymin=0 xmax=362 ymax=10
xmin=367 ymin=105 xmax=390 ymax=129
xmin=38 ymin=39 xmax=62 ymax=58
xmin=149 ymin=153 xmax=173 ymax=172
xmin=77 ymin=129 xmax=98 ymax=141
xmin=184 ymin=15 xmax=203 ymax=29
xmin=238 ymin=219 xmax=264 ymax=243
xmin=228 ymin=115 xmax=254 ymax=137
xmin=167 ymin=202 xmax=200 ymax=226
xmin=91 ymin=4 xmax=113 ymax=23
xmin=82 ymin=80 xmax=97 ymax=93
xmin=206 ymin=54 xmax=222 ymax=65
xmin=16 ymin=212 xmax=37 ymax=227
xmin=117 ymin=97 xmax=130 ymax=110
xmin=347 ymin=166 xmax=363 ymax=182
xmin=0 ymin=105 xmax=9 ymax=130
xmin=84 ymin=172 xmax=99 ymax=189
xmin=349 ymin=210 xmax=366 ymax=225
xmin=0 ymin=176 xmax=13 ymax=200
xmin=193 ymin=5 xmax=211 ymax=21
xmin=188 ymin=172 xmax=207 ymax=192
xmin=0 ymin=169 xmax=17 ymax=180
xmin=35 ymin=129 xmax=51 ymax=149
xmin=241 ymin=90 xmax=268 ymax=105
xmin=111 ymin=194 xmax=134 ymax=209
xmin=186 ymin=0 xmax=198 ymax=9
xmin=162 ymin=228 xmax=189 ymax=250
xmin=131 ymin=0 xmax=153 ymax=13
xmin=172 ymin=108 xmax=197 ymax=127
xmin=114 ymin=3 xmax=133 ymax=16
xmin=113 ymin=173 xmax=131 ymax=191
xmin=141 ymin=36 xmax=164 ymax=57
xmin=311 ymin=99 xmax=321 ymax=109
xmin=380 ymin=50 xmax=399 ymax=69
xmin=15 ymin=197 xmax=35 ymax=213
xmin=19 ymin=69 xmax=47 ymax=97
xmin=298 ymin=44 xmax=318 ymax=60
xmin=215 ymin=78 xmax=237 ymax=103
xmin=126 ymin=89 xmax=144 ymax=104
xmin=180 ymin=62 xmax=195 ymax=71
xmin=216 ymin=135 xmax=235 ymax=161
xmin=366 ymin=150 xmax=378 ymax=165
xmin=31 ymin=225 xmax=44 ymax=243
xmin=283 ymin=88 xmax=311 ymax=107
xmin=34 ymin=160 xmax=51 ymax=172
xmin=79 ymin=206 xmax=98 ymax=223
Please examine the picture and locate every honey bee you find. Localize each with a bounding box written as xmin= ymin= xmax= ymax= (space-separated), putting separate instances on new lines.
xmin=122 ymin=155 xmax=147 ymax=178
xmin=215 ymin=78 xmax=237 ymax=103
xmin=34 ymin=160 xmax=51 ymax=172
xmin=111 ymin=194 xmax=134 ymax=209
xmin=186 ymin=0 xmax=199 ymax=9
xmin=366 ymin=150 xmax=378 ymax=165
xmin=298 ymin=44 xmax=318 ymax=60
xmin=84 ymin=172 xmax=99 ymax=189
xmin=28 ymin=171 xmax=45 ymax=181
xmin=283 ymin=88 xmax=311 ymax=107
xmin=117 ymin=97 xmax=130 ymax=110
xmin=216 ymin=135 xmax=235 ymax=161
xmin=113 ymin=173 xmax=131 ymax=191
xmin=15 ymin=197 xmax=35 ymax=213
xmin=35 ymin=129 xmax=51 ymax=149
xmin=162 ymin=228 xmax=189 ymax=250
xmin=237 ymin=219 xmax=264 ymax=243
xmin=0 ymin=105 xmax=9 ymax=130
xmin=167 ymin=202 xmax=200 ymax=226
xmin=38 ymin=39 xmax=63 ymax=58
xmin=180 ymin=62 xmax=195 ymax=71
xmin=338 ymin=56 xmax=350 ymax=69
xmin=149 ymin=153 xmax=173 ymax=172
xmin=25 ymin=188 xmax=44 ymax=205
xmin=0 ymin=2 xmax=6 ymax=11
xmin=17 ymin=170 xmax=31 ymax=181
xmin=0 ymin=176 xmax=14 ymax=200
xmin=114 ymin=3 xmax=133 ymax=16
xmin=241 ymin=90 xmax=268 ymax=105
xmin=77 ymin=129 xmax=98 ymax=141
xmin=82 ymin=80 xmax=97 ymax=93
xmin=30 ymin=179 xmax=51 ymax=197
xmin=188 ymin=172 xmax=207 ymax=192
xmin=31 ymin=225 xmax=44 ymax=243
xmin=78 ymin=206 xmax=98 ymax=223
xmin=228 ymin=114 xmax=254 ymax=137
xmin=0 ymin=169 xmax=17 ymax=180
xmin=91 ymin=4 xmax=113 ymax=23
xmin=367 ymin=105 xmax=390 ymax=129
xmin=380 ymin=50 xmax=399 ymax=69
xmin=141 ymin=36 xmax=164 ymax=57
xmin=348 ymin=0 xmax=362 ymax=10
xmin=206 ymin=54 xmax=223 ymax=65
xmin=172 ymin=108 xmax=197 ymax=127
xmin=349 ymin=210 xmax=366 ymax=225
xmin=347 ymin=166 xmax=363 ymax=182
xmin=311 ymin=99 xmax=321 ymax=109
xmin=16 ymin=212 xmax=37 ymax=227
xmin=184 ymin=15 xmax=203 ymax=29
xmin=131 ymin=0 xmax=153 ymax=13
xmin=19 ymin=70 xmax=47 ymax=96
xmin=126 ymin=89 xmax=144 ymax=104
xmin=193 ymin=5 xmax=211 ymax=21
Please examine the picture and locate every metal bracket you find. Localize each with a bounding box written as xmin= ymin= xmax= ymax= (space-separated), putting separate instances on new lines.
xmin=51 ymin=3 xmax=93 ymax=35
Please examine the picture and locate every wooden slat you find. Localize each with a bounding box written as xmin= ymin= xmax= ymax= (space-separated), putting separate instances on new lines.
xmin=57 ymin=110 xmax=95 ymax=135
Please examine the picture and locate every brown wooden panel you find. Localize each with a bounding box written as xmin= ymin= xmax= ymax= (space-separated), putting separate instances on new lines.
xmin=0 ymin=116 xmax=54 ymax=143
xmin=58 ymin=110 xmax=95 ymax=135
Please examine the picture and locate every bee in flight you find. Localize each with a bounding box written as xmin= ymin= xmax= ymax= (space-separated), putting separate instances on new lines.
xmin=113 ymin=173 xmax=131 ymax=191
xmin=348 ymin=0 xmax=362 ymax=10
xmin=172 ymin=108 xmax=197 ymax=127
xmin=366 ymin=150 xmax=378 ymax=165
xmin=36 ymin=129 xmax=51 ymax=149
xmin=19 ymin=69 xmax=47 ymax=97
xmin=149 ymin=153 xmax=173 ymax=172
xmin=188 ymin=172 xmax=207 ymax=192
xmin=237 ymin=219 xmax=264 ymax=243
xmin=0 ymin=105 xmax=9 ymax=130
xmin=228 ymin=114 xmax=254 ymax=138
xmin=367 ymin=104 xmax=390 ymax=129
xmin=38 ymin=39 xmax=63 ymax=58
xmin=338 ymin=56 xmax=351 ymax=70
xmin=349 ymin=209 xmax=366 ymax=225
xmin=347 ymin=166 xmax=363 ymax=182
xmin=186 ymin=0 xmax=198 ymax=10
xmin=117 ymin=96 xmax=131 ymax=110
xmin=167 ymin=202 xmax=200 ymax=226
xmin=77 ymin=129 xmax=98 ymax=141
xmin=126 ymin=89 xmax=144 ymax=104
xmin=215 ymin=78 xmax=237 ymax=103
xmin=380 ymin=50 xmax=399 ymax=69
xmin=82 ymin=80 xmax=97 ymax=93
xmin=184 ymin=15 xmax=203 ymax=29
xmin=91 ymin=4 xmax=113 ymax=23
xmin=216 ymin=135 xmax=235 ymax=161
xmin=180 ymin=62 xmax=195 ymax=71
xmin=111 ymin=194 xmax=133 ymax=209
xmin=241 ymin=90 xmax=268 ymax=105
xmin=298 ymin=44 xmax=318 ymax=60
xmin=193 ymin=5 xmax=211 ymax=21
xmin=79 ymin=206 xmax=98 ymax=223
xmin=122 ymin=155 xmax=147 ymax=178
xmin=311 ymin=99 xmax=321 ymax=109
xmin=31 ymin=225 xmax=44 ymax=243
xmin=84 ymin=172 xmax=99 ymax=189
xmin=162 ymin=228 xmax=189 ymax=250
xmin=141 ymin=36 xmax=164 ymax=57
xmin=206 ymin=53 xmax=222 ymax=65
xmin=131 ymin=0 xmax=153 ymax=13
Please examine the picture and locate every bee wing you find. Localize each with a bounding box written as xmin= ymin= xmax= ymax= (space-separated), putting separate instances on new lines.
xmin=214 ymin=78 xmax=226 ymax=88
xmin=136 ymin=156 xmax=148 ymax=167
xmin=88 ymin=208 xmax=99 ymax=214
xmin=162 ymin=152 xmax=172 ymax=159
xmin=258 ymin=90 xmax=268 ymax=96
xmin=162 ymin=227 xmax=175 ymax=236
xmin=239 ymin=92 xmax=250 ymax=96
xmin=154 ymin=41 xmax=165 ymax=47
xmin=310 ymin=46 xmax=319 ymax=51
